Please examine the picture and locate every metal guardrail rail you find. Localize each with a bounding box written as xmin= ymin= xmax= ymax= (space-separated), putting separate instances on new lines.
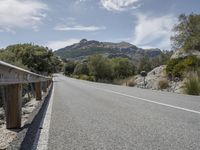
xmin=0 ymin=61 xmax=53 ymax=129
xmin=0 ymin=61 xmax=51 ymax=85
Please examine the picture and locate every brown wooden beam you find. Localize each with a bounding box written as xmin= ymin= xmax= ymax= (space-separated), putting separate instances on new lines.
xmin=35 ymin=82 xmax=42 ymax=100
xmin=5 ymin=84 xmax=22 ymax=129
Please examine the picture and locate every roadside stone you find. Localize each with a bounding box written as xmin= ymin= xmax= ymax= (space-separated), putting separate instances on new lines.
xmin=0 ymin=128 xmax=17 ymax=149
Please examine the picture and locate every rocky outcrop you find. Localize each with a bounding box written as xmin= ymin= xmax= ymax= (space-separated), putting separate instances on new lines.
xmin=134 ymin=65 xmax=185 ymax=93
xmin=171 ymin=49 xmax=200 ymax=59
xmin=135 ymin=65 xmax=167 ymax=90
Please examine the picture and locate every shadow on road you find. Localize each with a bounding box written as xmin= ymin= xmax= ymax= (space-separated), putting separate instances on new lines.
xmin=21 ymin=85 xmax=53 ymax=150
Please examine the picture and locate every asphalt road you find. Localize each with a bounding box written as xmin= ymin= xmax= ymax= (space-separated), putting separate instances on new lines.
xmin=46 ymin=74 xmax=200 ymax=150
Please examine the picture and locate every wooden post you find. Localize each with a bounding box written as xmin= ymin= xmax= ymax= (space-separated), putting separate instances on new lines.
xmin=35 ymin=82 xmax=42 ymax=100
xmin=5 ymin=84 xmax=22 ymax=129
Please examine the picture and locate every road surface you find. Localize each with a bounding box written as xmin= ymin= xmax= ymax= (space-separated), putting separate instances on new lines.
xmin=40 ymin=74 xmax=200 ymax=150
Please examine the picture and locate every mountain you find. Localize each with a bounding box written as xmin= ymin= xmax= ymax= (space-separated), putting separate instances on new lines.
xmin=54 ymin=39 xmax=162 ymax=61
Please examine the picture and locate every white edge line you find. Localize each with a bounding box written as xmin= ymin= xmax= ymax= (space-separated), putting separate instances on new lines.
xmin=91 ymin=86 xmax=200 ymax=115
xmin=32 ymin=84 xmax=54 ymax=150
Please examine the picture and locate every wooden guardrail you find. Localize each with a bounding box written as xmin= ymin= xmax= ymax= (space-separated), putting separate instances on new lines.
xmin=0 ymin=61 xmax=52 ymax=129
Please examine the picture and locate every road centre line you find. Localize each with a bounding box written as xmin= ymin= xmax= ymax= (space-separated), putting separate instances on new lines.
xmin=90 ymin=86 xmax=200 ymax=115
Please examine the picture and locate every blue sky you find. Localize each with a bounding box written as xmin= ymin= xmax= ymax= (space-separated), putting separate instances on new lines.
xmin=0 ymin=0 xmax=200 ymax=50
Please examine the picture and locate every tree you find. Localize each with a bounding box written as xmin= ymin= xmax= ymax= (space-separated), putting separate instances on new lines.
xmin=112 ymin=58 xmax=135 ymax=79
xmin=64 ymin=61 xmax=76 ymax=75
xmin=88 ymin=55 xmax=114 ymax=81
xmin=0 ymin=44 xmax=62 ymax=74
xmin=171 ymin=13 xmax=200 ymax=52
xmin=73 ymin=63 xmax=89 ymax=75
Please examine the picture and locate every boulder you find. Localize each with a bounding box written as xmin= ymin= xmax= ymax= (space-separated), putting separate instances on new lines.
xmin=135 ymin=65 xmax=167 ymax=89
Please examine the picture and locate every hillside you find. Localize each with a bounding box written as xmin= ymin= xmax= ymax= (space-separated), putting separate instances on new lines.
xmin=54 ymin=39 xmax=162 ymax=61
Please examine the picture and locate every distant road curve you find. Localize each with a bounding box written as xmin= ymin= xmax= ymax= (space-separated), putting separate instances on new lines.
xmin=38 ymin=74 xmax=200 ymax=150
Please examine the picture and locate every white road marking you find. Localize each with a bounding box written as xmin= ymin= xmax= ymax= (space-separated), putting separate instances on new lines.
xmin=91 ymin=86 xmax=200 ymax=115
xmin=32 ymin=84 xmax=54 ymax=150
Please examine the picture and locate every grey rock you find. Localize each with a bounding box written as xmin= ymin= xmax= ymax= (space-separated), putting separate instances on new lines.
xmin=171 ymin=49 xmax=200 ymax=59
xmin=22 ymin=107 xmax=34 ymax=115
xmin=134 ymin=65 xmax=185 ymax=93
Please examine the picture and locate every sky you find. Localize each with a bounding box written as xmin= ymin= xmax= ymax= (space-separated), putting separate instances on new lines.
xmin=0 ymin=0 xmax=200 ymax=51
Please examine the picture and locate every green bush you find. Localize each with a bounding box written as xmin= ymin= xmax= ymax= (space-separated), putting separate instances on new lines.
xmin=158 ymin=79 xmax=169 ymax=89
xmin=112 ymin=58 xmax=135 ymax=79
xmin=88 ymin=55 xmax=114 ymax=81
xmin=0 ymin=44 xmax=62 ymax=74
xmin=166 ymin=56 xmax=200 ymax=79
xmin=87 ymin=76 xmax=96 ymax=81
xmin=71 ymin=75 xmax=79 ymax=79
xmin=64 ymin=61 xmax=76 ymax=75
xmin=172 ymin=62 xmax=186 ymax=78
xmin=185 ymin=75 xmax=200 ymax=95
xmin=78 ymin=75 xmax=96 ymax=81
xmin=73 ymin=63 xmax=89 ymax=75
xmin=166 ymin=58 xmax=182 ymax=77
xmin=79 ymin=75 xmax=90 ymax=80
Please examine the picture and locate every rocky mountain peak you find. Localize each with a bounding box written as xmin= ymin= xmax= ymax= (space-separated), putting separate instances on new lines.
xmin=80 ymin=39 xmax=88 ymax=43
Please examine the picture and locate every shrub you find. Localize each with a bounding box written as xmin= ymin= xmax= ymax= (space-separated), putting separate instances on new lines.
xmin=158 ymin=79 xmax=169 ymax=89
xmin=166 ymin=58 xmax=182 ymax=77
xmin=64 ymin=61 xmax=76 ymax=75
xmin=87 ymin=76 xmax=96 ymax=81
xmin=73 ymin=63 xmax=89 ymax=75
xmin=112 ymin=58 xmax=135 ymax=79
xmin=71 ymin=75 xmax=79 ymax=79
xmin=77 ymin=75 xmax=95 ymax=81
xmin=185 ymin=75 xmax=200 ymax=95
xmin=79 ymin=75 xmax=89 ymax=80
xmin=172 ymin=62 xmax=186 ymax=78
xmin=88 ymin=55 xmax=114 ymax=81
xmin=166 ymin=56 xmax=200 ymax=79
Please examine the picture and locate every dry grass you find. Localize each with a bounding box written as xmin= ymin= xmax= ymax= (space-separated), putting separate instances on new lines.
xmin=158 ymin=79 xmax=169 ymax=89
xmin=113 ymin=76 xmax=135 ymax=86
xmin=184 ymin=72 xmax=200 ymax=95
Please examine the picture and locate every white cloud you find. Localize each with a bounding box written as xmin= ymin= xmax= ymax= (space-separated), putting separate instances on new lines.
xmin=54 ymin=25 xmax=106 ymax=31
xmin=46 ymin=39 xmax=81 ymax=50
xmin=132 ymin=14 xmax=177 ymax=49
xmin=0 ymin=0 xmax=48 ymax=32
xmin=100 ymin=0 xmax=140 ymax=11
